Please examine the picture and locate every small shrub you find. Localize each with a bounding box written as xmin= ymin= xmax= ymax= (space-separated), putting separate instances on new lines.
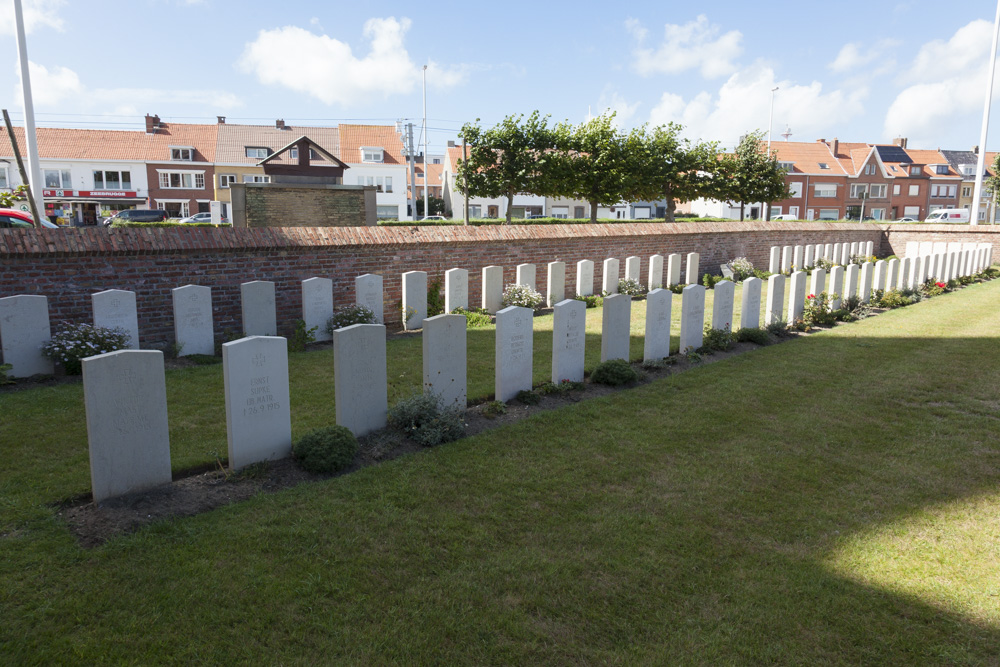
xmin=813 ymin=258 xmax=834 ymax=271
xmin=388 ymin=393 xmax=465 ymax=447
xmin=728 ymin=256 xmax=755 ymax=282
xmin=873 ymin=289 xmax=920 ymax=309
xmin=427 ymin=278 xmax=445 ymax=317
xmin=326 ymin=305 xmax=377 ymax=334
xmin=288 ymin=319 xmax=318 ymax=352
xmin=641 ymin=356 xmax=676 ymax=370
xmin=734 ymin=327 xmax=770 ymax=345
xmin=803 ymin=292 xmax=837 ymax=326
xmin=293 ymin=426 xmax=358 ymax=474
xmin=515 ymin=389 xmax=541 ymax=405
xmin=0 ymin=363 xmax=14 ymax=385
xmin=685 ymin=349 xmax=703 ymax=363
xmin=617 ymin=278 xmax=646 ymax=296
xmin=765 ymin=320 xmax=789 ymax=338
xmin=40 ymin=323 xmax=131 ymax=375
xmin=501 ymin=283 xmax=544 ymax=310
xmin=482 ymin=400 xmax=507 ymax=419
xmin=539 ymin=379 xmax=586 ymax=394
xmin=215 ymin=329 xmax=243 ymax=356
xmin=590 ymin=358 xmax=639 ymax=386
xmin=668 ymin=283 xmax=686 ymax=294
xmin=958 ymin=274 xmax=975 ymax=286
xmin=700 ymin=326 xmax=735 ymax=353
xmin=702 ymin=273 xmax=724 ymax=289
xmin=574 ymin=294 xmax=603 ymax=308
xmin=752 ymin=269 xmax=772 ymax=280
xmin=453 ymin=306 xmax=493 ymax=328
xmin=186 ymin=354 xmax=221 ymax=365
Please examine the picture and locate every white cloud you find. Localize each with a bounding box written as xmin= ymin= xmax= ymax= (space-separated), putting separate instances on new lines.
xmin=649 ymin=63 xmax=865 ymax=147
xmin=628 ymin=15 xmax=742 ymax=79
xmin=0 ymin=0 xmax=65 ymax=35
xmin=884 ymin=19 xmax=996 ymax=144
xmin=595 ymin=89 xmax=640 ymax=126
xmin=830 ymin=43 xmax=876 ymax=73
xmin=239 ymin=17 xmax=466 ymax=105
xmin=15 ymin=61 xmax=82 ymax=106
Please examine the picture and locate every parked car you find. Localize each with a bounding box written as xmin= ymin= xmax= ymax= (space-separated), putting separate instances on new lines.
xmin=419 ymin=215 xmax=447 ymax=221
xmin=771 ymin=214 xmax=798 ymax=221
xmin=0 ymin=208 xmax=60 ymax=228
xmin=179 ymin=212 xmax=229 ymax=225
xmin=924 ymin=209 xmax=970 ymax=224
xmin=103 ymin=209 xmax=169 ymax=226
xmin=896 ymin=216 xmax=918 ymax=222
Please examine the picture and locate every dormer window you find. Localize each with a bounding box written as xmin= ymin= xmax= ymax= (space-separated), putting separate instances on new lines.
xmin=361 ymin=147 xmax=384 ymax=163
xmin=934 ymin=164 xmax=949 ymax=175
xmin=961 ymin=164 xmax=975 ymax=177
xmin=289 ymin=148 xmax=322 ymax=160
xmin=910 ymin=166 xmax=921 ymax=176
xmin=864 ymin=164 xmax=877 ymax=175
xmin=245 ymin=147 xmax=270 ymax=159
xmin=818 ymin=162 xmax=830 ymax=169
xmin=778 ymin=161 xmax=794 ymax=171
xmin=170 ymin=147 xmax=194 ymax=161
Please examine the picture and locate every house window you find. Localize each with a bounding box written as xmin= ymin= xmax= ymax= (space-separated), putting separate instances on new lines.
xmin=289 ymin=148 xmax=322 ymax=160
xmin=170 ymin=147 xmax=194 ymax=161
xmin=904 ymin=206 xmax=920 ymax=217
xmin=935 ymin=165 xmax=949 ymax=175
xmin=788 ymin=206 xmax=798 ymax=218
xmin=0 ymin=166 xmax=7 ymax=188
xmin=893 ymin=184 xmax=901 ymax=196
xmin=245 ymin=147 xmax=270 ymax=159
xmin=963 ymin=186 xmax=972 ymax=197
xmin=865 ymin=164 xmax=876 ymax=175
xmin=910 ymin=166 xmax=921 ymax=176
xmin=469 ymin=205 xmax=481 ymax=217
xmin=818 ymin=163 xmax=830 ymax=169
xmin=361 ymin=147 xmax=384 ymax=163
xmin=376 ymin=205 xmax=398 ymax=219
xmin=819 ymin=209 xmax=839 ymax=220
xmin=218 ymin=174 xmax=237 ymax=189
xmin=156 ymin=200 xmax=190 ymax=217
xmin=909 ymin=184 xmax=919 ymax=196
xmin=869 ymin=184 xmax=887 ymax=198
xmin=242 ymin=175 xmax=270 ymax=183
xmin=814 ymin=183 xmax=837 ymax=197
xmin=789 ymin=182 xmax=803 ymax=198
xmin=384 ymin=176 xmax=392 ymax=193
xmin=93 ymin=170 xmax=131 ymax=190
xmin=778 ymin=161 xmax=794 ymax=171
xmin=770 ymin=206 xmax=782 ymax=218
xmin=871 ymin=208 xmax=885 ymax=220
xmin=43 ymin=169 xmax=72 ymax=189
xmin=849 ymin=183 xmax=868 ymax=198
xmin=553 ymin=206 xmax=570 ymax=219
xmin=158 ymin=171 xmax=205 ymax=189
xmin=574 ymin=206 xmax=585 ymax=218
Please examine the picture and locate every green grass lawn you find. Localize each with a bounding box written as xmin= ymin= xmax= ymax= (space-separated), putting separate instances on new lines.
xmin=3 ymin=278 xmax=1000 ymax=662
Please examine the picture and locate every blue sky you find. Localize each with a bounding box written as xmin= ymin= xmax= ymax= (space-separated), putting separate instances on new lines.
xmin=4 ymin=0 xmax=1000 ymax=155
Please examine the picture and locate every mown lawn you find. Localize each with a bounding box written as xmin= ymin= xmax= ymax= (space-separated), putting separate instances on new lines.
xmin=2 ymin=277 xmax=1000 ymax=663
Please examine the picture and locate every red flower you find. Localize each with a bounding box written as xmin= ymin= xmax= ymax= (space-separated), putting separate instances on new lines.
xmin=807 ymin=294 xmax=815 ymax=299
xmin=935 ymin=282 xmax=946 ymax=288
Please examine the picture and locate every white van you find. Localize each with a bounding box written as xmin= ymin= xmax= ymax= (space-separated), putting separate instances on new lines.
xmin=923 ymin=209 xmax=970 ymax=224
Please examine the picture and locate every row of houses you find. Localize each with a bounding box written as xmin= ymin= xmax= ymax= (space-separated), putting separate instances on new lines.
xmin=0 ymin=115 xmax=444 ymax=225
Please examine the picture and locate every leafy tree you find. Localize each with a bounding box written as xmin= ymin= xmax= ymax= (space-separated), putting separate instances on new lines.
xmin=556 ymin=113 xmax=631 ymax=223
xmin=716 ymin=130 xmax=790 ymax=221
xmin=628 ymin=123 xmax=720 ymax=222
xmin=0 ymin=184 xmax=28 ymax=208
xmin=415 ymin=195 xmax=445 ymax=217
xmin=457 ymin=112 xmax=560 ymax=224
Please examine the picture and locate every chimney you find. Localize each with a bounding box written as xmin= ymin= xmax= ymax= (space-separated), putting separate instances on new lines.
xmin=973 ymin=145 xmax=980 ymax=155
xmin=818 ymin=138 xmax=825 ymax=144
xmin=831 ymin=138 xmax=839 ymax=156
xmin=144 ymin=114 xmax=160 ymax=134
xmin=217 ymin=116 xmax=226 ymax=124
xmin=276 ymin=119 xmax=286 ymax=130
xmin=447 ymin=140 xmax=456 ymax=148
xmin=893 ymin=137 xmax=908 ymax=149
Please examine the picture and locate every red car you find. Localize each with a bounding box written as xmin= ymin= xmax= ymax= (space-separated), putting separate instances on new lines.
xmin=0 ymin=208 xmax=61 ymax=228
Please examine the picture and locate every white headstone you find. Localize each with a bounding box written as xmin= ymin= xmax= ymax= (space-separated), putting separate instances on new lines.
xmin=781 ymin=246 xmax=793 ymax=273
xmin=886 ymin=258 xmax=900 ymax=290
xmin=223 ymin=336 xmax=292 ymax=470
xmin=829 ymin=265 xmax=845 ymax=310
xmin=872 ymin=260 xmax=886 ymax=292
xmin=765 ymin=274 xmax=785 ymax=325
xmin=898 ymin=257 xmax=911 ymax=290
xmin=240 ymin=281 xmax=276 ymax=337
xmin=516 ymin=263 xmax=536 ymax=291
xmin=787 ymin=271 xmax=807 ymax=322
xmin=445 ymin=268 xmax=469 ymax=313
xmin=355 ymin=273 xmax=384 ymax=324
xmin=905 ymin=241 xmax=919 ymax=258
xmin=712 ymin=280 xmax=735 ymax=332
xmin=792 ymin=245 xmax=804 ymax=271
xmin=849 ymin=242 xmax=859 ymax=260
xmin=860 ymin=262 xmax=874 ymax=303
xmin=643 ymin=288 xmax=672 ymax=361
xmin=495 ymin=306 xmax=533 ymax=402
xmin=0 ymin=294 xmax=53 ymax=377
xmin=648 ymin=254 xmax=664 ymax=291
xmin=865 ymin=240 xmax=874 ymax=257
xmin=919 ymin=241 xmax=933 ymax=257
xmin=552 ymin=299 xmax=586 ymax=383
xmin=660 ymin=254 xmax=678 ymax=289
xmin=334 ymin=324 xmax=388 ymax=436
xmin=845 ymin=263 xmax=859 ymax=299
xmin=823 ymin=243 xmax=833 ymax=260
xmin=402 ymin=270 xmax=427 ymax=330
xmin=423 ymin=314 xmax=467 ymax=411
xmin=804 ymin=245 xmax=815 ymax=269
xmin=601 ymin=293 xmax=631 ymax=362
xmin=832 ymin=243 xmax=842 ymax=265
xmin=301 ymin=278 xmax=333 ymax=343
xmin=172 ymin=285 xmax=214 ymax=356
xmin=546 ymin=262 xmax=566 ymax=307
xmin=909 ymin=256 xmax=922 ymax=289
xmin=603 ymin=258 xmax=620 ymax=294
xmin=576 ymin=260 xmax=594 ymax=297
xmin=685 ymin=252 xmax=700 ymax=285
xmin=625 ymin=256 xmax=641 ymax=283
xmin=93 ymin=289 xmax=140 ymax=349
xmin=810 ymin=268 xmax=826 ymax=299
xmin=679 ymin=284 xmax=706 ymax=353
xmin=482 ymin=266 xmax=504 ymax=314
xmin=83 ymin=350 xmax=171 ymax=502
xmin=768 ymin=247 xmax=781 ymax=274
xmin=839 ymin=243 xmax=850 ymax=266
xmin=741 ymin=277 xmax=762 ymax=329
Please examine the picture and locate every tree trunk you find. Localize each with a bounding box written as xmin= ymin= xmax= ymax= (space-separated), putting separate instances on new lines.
xmin=589 ymin=199 xmax=598 ymax=223
xmin=664 ymin=184 xmax=675 ymax=222
xmin=505 ymin=192 xmax=513 ymax=225
xmin=740 ymin=203 xmax=745 ymax=222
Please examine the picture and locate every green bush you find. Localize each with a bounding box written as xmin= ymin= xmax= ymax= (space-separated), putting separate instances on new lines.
xmin=538 ymin=379 xmax=585 ymax=394
xmin=803 ymin=292 xmax=837 ymax=326
xmin=453 ymin=306 xmax=493 ymax=327
xmin=501 ymin=283 xmax=544 ymax=310
xmin=702 ymin=273 xmax=725 ymax=289
xmin=482 ymin=400 xmax=507 ymax=418
xmin=573 ymin=294 xmax=603 ymax=308
xmin=293 ymin=426 xmax=358 ymax=474
xmin=765 ymin=321 xmax=789 ymax=337
xmin=668 ymin=283 xmax=686 ymax=294
xmin=288 ymin=319 xmax=318 ymax=352
xmin=752 ymin=269 xmax=772 ymax=280
xmin=388 ymin=393 xmax=465 ymax=447
xmin=515 ymin=389 xmax=541 ymax=405
xmin=617 ymin=278 xmax=646 ymax=296
xmin=700 ymin=326 xmax=735 ymax=353
xmin=873 ymin=288 xmax=921 ymax=309
xmin=0 ymin=363 xmax=14 ymax=385
xmin=326 ymin=305 xmax=377 ymax=334
xmin=590 ymin=358 xmax=639 ymax=386
xmin=40 ymin=322 xmax=132 ymax=375
xmin=734 ymin=327 xmax=770 ymax=345
xmin=427 ymin=278 xmax=445 ymax=317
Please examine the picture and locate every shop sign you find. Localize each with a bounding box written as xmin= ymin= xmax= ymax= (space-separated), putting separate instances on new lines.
xmin=78 ymin=190 xmax=138 ymax=198
xmin=42 ymin=189 xmax=75 ymax=197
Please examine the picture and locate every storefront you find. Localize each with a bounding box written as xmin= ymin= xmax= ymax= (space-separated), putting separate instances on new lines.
xmin=42 ymin=189 xmax=146 ymax=226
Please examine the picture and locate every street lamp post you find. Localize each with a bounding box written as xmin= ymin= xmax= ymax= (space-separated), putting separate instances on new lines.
xmin=764 ymin=86 xmax=778 ymax=221
xmin=422 ymin=65 xmax=429 ymax=221
xmin=972 ymin=0 xmax=1000 ymax=226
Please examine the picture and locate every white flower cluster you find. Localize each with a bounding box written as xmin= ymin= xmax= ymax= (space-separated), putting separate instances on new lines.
xmin=40 ymin=323 xmax=132 ymax=374
xmin=729 ymin=256 xmax=755 ymax=281
xmin=501 ymin=283 xmax=544 ymax=310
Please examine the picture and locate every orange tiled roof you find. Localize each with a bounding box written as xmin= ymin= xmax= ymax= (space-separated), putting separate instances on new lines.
xmin=216 ymin=123 xmax=340 ymax=165
xmin=903 ymin=149 xmax=960 ymax=178
xmin=337 ymin=124 xmax=405 ymax=165
xmin=769 ymin=141 xmax=847 ymax=175
xmin=0 ymin=126 xmax=150 ymax=161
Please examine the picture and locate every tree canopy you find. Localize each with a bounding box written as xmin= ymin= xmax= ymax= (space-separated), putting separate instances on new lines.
xmin=716 ymin=130 xmax=791 ymax=221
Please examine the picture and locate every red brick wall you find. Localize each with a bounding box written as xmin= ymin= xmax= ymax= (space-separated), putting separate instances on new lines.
xmin=0 ymin=222 xmax=994 ymax=349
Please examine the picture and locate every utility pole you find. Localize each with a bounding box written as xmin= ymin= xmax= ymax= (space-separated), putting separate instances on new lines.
xmin=972 ymin=0 xmax=1000 ymax=226
xmin=764 ymin=85 xmax=779 ymax=221
xmin=422 ymin=65 xmax=429 ymax=220
xmin=12 ymin=0 xmax=45 ymax=219
xmin=462 ymin=138 xmax=469 ymax=225
xmin=3 ymin=108 xmax=43 ymax=227
xmin=406 ymin=122 xmax=417 ymax=221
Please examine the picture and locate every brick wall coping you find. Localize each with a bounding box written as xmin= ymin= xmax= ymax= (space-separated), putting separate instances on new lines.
xmin=0 ymin=221 xmax=895 ymax=258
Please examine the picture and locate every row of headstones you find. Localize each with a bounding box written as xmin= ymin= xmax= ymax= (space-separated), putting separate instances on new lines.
xmin=399 ymin=253 xmax=703 ymax=330
xmin=69 ymin=239 xmax=998 ymax=502
xmin=767 ymin=240 xmax=874 ymax=274
xmin=904 ymin=240 xmax=991 ymax=264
